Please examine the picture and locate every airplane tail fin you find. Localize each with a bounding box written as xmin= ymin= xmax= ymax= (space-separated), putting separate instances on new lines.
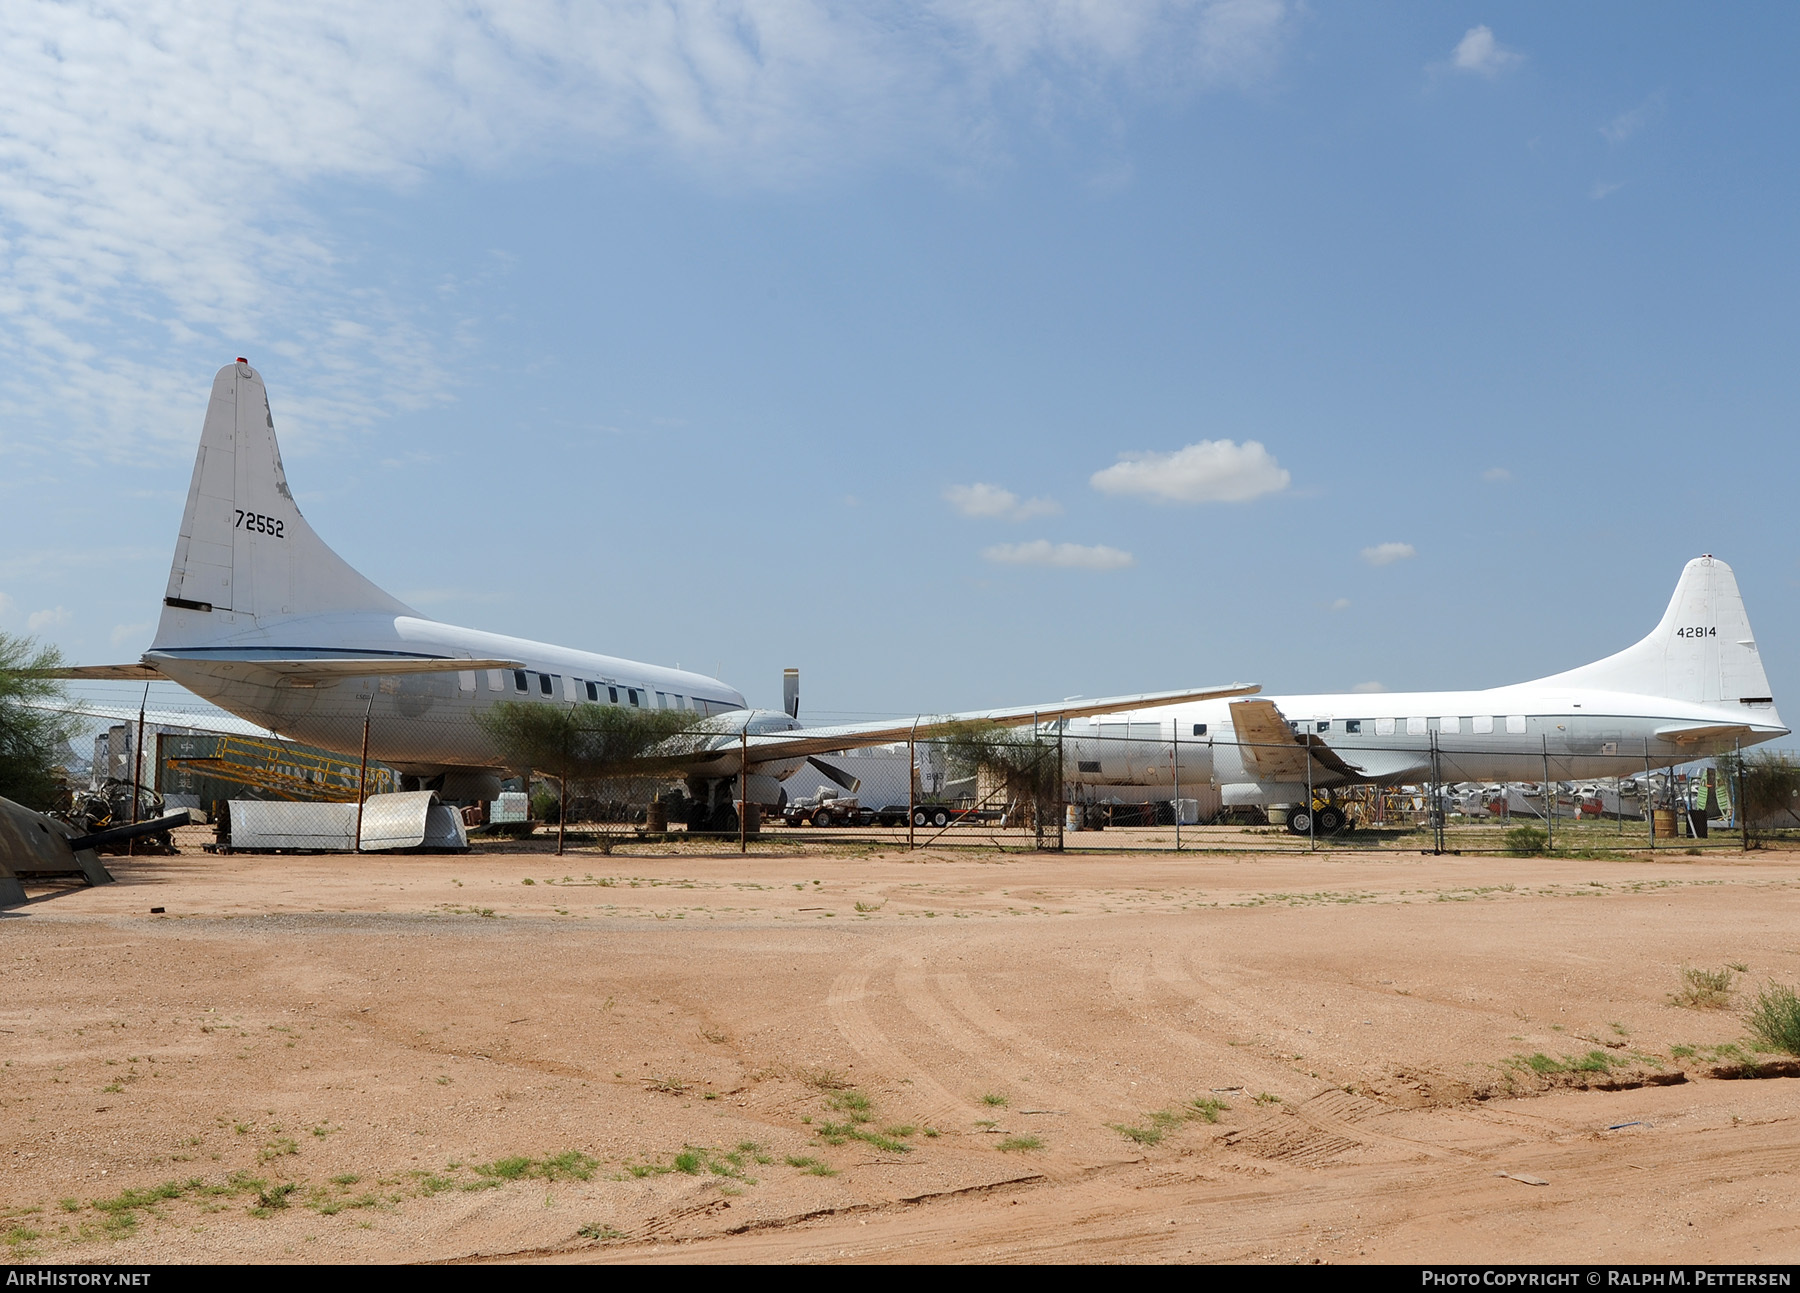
xmin=1536 ymin=556 xmax=1774 ymax=707
xmin=153 ymin=360 xmax=413 ymax=649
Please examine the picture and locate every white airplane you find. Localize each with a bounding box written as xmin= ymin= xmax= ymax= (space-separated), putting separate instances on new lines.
xmin=1057 ymin=555 xmax=1787 ymax=834
xmin=46 ymin=359 xmax=1254 ymax=826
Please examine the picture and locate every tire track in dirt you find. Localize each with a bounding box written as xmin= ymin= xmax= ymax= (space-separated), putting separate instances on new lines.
xmin=826 ymin=952 xmax=976 ymax=1129
xmin=1106 ymin=948 xmax=1278 ymax=1095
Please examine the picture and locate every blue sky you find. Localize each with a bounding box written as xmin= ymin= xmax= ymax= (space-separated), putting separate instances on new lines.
xmin=3 ymin=2 xmax=1797 ymax=724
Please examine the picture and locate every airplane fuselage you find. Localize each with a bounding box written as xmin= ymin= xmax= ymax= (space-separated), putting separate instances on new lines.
xmin=1060 ymin=684 xmax=1786 ymax=798
xmin=146 ymin=611 xmax=803 ymax=783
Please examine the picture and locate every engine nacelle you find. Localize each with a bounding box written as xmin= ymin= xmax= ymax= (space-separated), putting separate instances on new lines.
xmin=1221 ymin=781 xmax=1307 ymax=808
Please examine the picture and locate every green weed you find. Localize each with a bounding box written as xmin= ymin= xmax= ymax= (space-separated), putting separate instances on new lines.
xmin=996 ymin=1136 xmax=1043 ymax=1152
xmin=1671 ymin=966 xmax=1735 ymax=1010
xmin=1744 ymin=982 xmax=1800 ymax=1056
xmin=785 ymin=1155 xmax=838 ymax=1176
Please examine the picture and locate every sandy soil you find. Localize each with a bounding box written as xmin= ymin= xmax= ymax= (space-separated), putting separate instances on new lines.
xmin=4 ymin=831 xmax=1799 ymax=1264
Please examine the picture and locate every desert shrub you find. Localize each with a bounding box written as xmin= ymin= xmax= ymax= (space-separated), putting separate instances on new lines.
xmin=1671 ymin=966 xmax=1734 ymax=1010
xmin=1504 ymin=825 xmax=1547 ymax=856
xmin=1744 ymin=983 xmax=1800 ymax=1055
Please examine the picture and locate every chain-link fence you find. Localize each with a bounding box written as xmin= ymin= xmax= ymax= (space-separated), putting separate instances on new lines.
xmin=26 ymin=682 xmax=1790 ymax=856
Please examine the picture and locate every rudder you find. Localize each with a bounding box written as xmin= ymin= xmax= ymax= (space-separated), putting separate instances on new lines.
xmin=1538 ymin=556 xmax=1772 ymax=706
xmin=153 ymin=360 xmax=412 ymax=649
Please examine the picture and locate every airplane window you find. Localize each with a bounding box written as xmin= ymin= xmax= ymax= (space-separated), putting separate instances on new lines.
xmin=512 ymin=670 xmax=528 ymax=692
xmin=1317 ymin=720 xmax=1330 ymax=733
xmin=1375 ymin=718 xmax=1395 ymax=736
xmin=1506 ymin=715 xmax=1527 ymax=733
xmin=1345 ymin=720 xmax=1362 ymax=734
xmin=628 ymin=689 xmax=640 ymax=707
xmin=585 ymin=681 xmax=598 ymax=702
xmin=1191 ymin=723 xmax=1207 ymax=736
xmin=539 ymin=673 xmax=553 ymax=696
xmin=1473 ymin=715 xmax=1494 ymax=734
xmin=1407 ymin=716 xmax=1427 ymax=735
xmin=1439 ymin=716 xmax=1460 ymax=735
xmin=1078 ymin=760 xmax=1101 ymax=773
xmin=486 ymin=669 xmax=504 ymax=692
xmin=673 ymin=695 xmax=685 ymax=709
xmin=608 ymin=686 xmax=619 ymax=704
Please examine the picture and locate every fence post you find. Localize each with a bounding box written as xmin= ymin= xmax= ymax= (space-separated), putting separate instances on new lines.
xmin=354 ymin=693 xmax=374 ymax=855
xmin=1306 ymin=732 xmax=1316 ymax=853
xmin=1644 ymin=738 xmax=1654 ymax=851
xmin=1737 ymin=739 xmax=1748 ymax=852
xmin=908 ymin=716 xmax=919 ymax=851
xmin=1542 ymin=736 xmax=1553 ymax=854
xmin=128 ymin=683 xmax=148 ymax=855
xmin=1172 ymin=719 xmax=1180 ymax=853
xmin=738 ymin=724 xmax=748 ymax=855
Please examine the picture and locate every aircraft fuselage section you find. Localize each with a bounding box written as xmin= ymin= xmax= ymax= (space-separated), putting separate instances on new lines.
xmin=148 ymin=613 xmax=755 ymax=777
xmin=1060 ymin=686 xmax=1787 ymax=796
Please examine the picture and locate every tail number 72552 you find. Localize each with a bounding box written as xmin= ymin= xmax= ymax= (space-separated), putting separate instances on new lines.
xmin=235 ymin=509 xmax=285 ymax=537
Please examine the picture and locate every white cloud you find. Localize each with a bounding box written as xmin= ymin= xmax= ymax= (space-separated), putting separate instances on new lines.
xmin=0 ymin=2 xmax=1295 ymax=462
xmin=1329 ymin=597 xmax=1351 ymax=611
xmin=1601 ymin=94 xmax=1663 ymax=145
xmin=110 ymin=622 xmax=151 ymax=649
xmin=1360 ymin=542 xmax=1416 ymax=566
xmin=0 ymin=591 xmax=12 ymax=619
xmin=27 ymin=606 xmax=71 ymax=632
xmin=1090 ymin=439 xmax=1290 ymax=504
xmin=1590 ymin=179 xmax=1626 ymax=201
xmin=1449 ymin=26 xmax=1521 ymax=77
xmin=983 ymin=540 xmax=1135 ymax=571
xmin=944 ymin=482 xmax=1062 ymax=521
xmin=1482 ymin=466 xmax=1512 ymax=483
xmin=1351 ymin=680 xmax=1387 ymax=694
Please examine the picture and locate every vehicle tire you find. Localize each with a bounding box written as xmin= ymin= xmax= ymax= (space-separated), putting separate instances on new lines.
xmin=1317 ymin=805 xmax=1345 ymax=834
xmin=1284 ymin=805 xmax=1313 ymax=835
xmin=811 ymin=810 xmax=832 ymax=828
xmin=913 ymin=810 xmax=928 ymax=827
xmin=931 ymin=809 xmax=949 ymax=828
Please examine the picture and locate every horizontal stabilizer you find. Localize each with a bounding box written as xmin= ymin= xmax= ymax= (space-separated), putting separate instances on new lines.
xmin=31 ymin=653 xmax=522 ymax=683
xmin=31 ymin=663 xmax=165 ymax=681
xmin=1654 ymin=722 xmax=1757 ymax=747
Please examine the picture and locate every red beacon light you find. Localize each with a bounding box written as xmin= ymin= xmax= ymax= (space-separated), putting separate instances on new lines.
xmin=236 ymin=357 xmax=248 ymax=363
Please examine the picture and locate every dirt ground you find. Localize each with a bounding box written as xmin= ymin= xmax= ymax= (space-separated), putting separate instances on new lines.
xmin=4 ymin=828 xmax=1800 ymax=1265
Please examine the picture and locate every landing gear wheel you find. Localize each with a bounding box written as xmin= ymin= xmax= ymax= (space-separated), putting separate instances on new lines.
xmin=1285 ymin=805 xmax=1314 ymax=835
xmin=1316 ymin=805 xmax=1346 ymax=834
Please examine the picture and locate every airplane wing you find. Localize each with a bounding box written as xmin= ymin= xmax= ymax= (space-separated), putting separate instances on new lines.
xmin=1227 ymin=698 xmax=1429 ymax=784
xmin=33 ymin=651 xmax=524 ymax=683
xmin=1228 ymin=699 xmax=1317 ymax=781
xmin=27 ymin=700 xmax=286 ymax=739
xmin=740 ymin=683 xmax=1261 ymax=766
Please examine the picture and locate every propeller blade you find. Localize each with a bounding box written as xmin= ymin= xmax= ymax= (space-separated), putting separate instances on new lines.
xmin=783 ymin=668 xmax=800 ymax=719
xmin=807 ymin=756 xmax=860 ymax=793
